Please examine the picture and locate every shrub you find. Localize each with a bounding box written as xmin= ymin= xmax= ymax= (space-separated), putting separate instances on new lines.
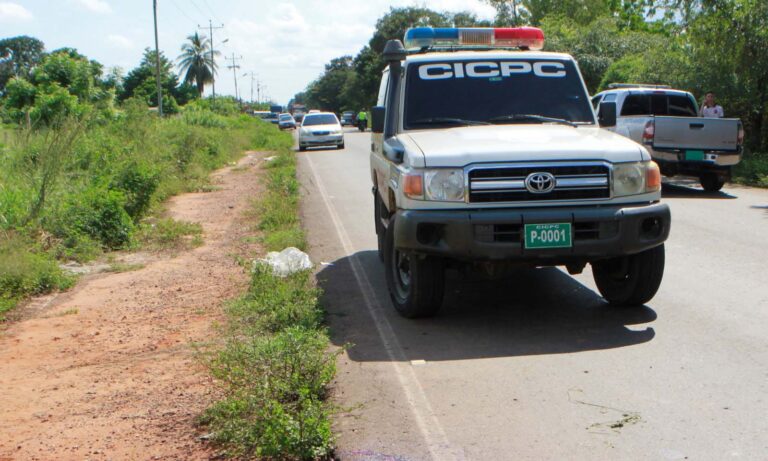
xmin=56 ymin=188 xmax=134 ymax=250
xmin=0 ymin=235 xmax=74 ymax=318
xmin=205 ymin=327 xmax=336 ymax=459
xmin=112 ymin=161 xmax=160 ymax=220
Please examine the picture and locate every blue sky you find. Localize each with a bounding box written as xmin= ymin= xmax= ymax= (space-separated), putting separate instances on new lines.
xmin=0 ymin=0 xmax=496 ymax=104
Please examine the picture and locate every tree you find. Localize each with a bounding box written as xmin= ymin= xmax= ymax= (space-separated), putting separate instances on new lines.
xmin=0 ymin=36 xmax=45 ymax=93
xmin=177 ymin=32 xmax=218 ymax=97
xmin=120 ymin=48 xmax=195 ymax=112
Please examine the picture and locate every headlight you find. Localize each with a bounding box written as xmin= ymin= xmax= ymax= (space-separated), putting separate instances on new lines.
xmin=403 ymin=169 xmax=464 ymax=201
xmin=613 ymin=161 xmax=661 ymax=196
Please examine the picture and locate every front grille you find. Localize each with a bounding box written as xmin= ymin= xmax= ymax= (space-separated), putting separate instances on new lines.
xmin=468 ymin=163 xmax=611 ymax=203
xmin=474 ymin=221 xmax=619 ymax=244
xmin=312 ymin=131 xmax=330 ymax=136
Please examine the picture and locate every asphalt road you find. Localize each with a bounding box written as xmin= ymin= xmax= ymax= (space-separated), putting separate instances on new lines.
xmin=297 ymin=129 xmax=768 ymax=461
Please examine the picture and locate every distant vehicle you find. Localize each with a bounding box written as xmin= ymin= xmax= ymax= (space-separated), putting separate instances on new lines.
xmin=340 ymin=111 xmax=355 ymax=126
xmin=593 ymin=84 xmax=744 ymax=192
xmin=253 ymin=110 xmax=271 ymax=121
xmin=294 ymin=112 xmax=305 ymax=123
xmin=278 ymin=113 xmax=296 ymax=130
xmin=270 ymin=104 xmax=283 ymax=114
xmin=308 ymin=109 xmax=320 ymax=114
xmin=298 ymin=112 xmax=344 ymax=151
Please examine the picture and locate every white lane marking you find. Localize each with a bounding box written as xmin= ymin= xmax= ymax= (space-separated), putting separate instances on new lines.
xmin=304 ymin=154 xmax=461 ymax=461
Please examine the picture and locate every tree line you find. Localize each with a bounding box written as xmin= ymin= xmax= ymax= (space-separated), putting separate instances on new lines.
xmin=0 ymin=32 xmax=266 ymax=126
xmin=295 ymin=1 xmax=767 ymax=153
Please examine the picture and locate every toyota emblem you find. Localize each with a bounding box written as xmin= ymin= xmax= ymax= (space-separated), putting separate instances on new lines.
xmin=525 ymin=172 xmax=556 ymax=193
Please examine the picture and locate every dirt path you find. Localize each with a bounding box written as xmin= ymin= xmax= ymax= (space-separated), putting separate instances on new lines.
xmin=0 ymin=152 xmax=265 ymax=461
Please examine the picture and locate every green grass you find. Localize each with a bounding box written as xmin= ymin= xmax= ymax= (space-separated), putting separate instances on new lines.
xmin=0 ymin=106 xmax=274 ymax=314
xmin=135 ymin=218 xmax=204 ymax=251
xmin=733 ymin=153 xmax=768 ymax=187
xmin=200 ymin=143 xmax=336 ymax=459
xmin=256 ymin=151 xmax=307 ymax=251
xmin=0 ymin=234 xmax=75 ymax=320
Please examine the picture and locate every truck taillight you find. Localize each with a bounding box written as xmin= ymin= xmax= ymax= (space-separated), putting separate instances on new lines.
xmin=642 ymin=120 xmax=655 ymax=144
xmin=737 ymin=122 xmax=744 ymax=145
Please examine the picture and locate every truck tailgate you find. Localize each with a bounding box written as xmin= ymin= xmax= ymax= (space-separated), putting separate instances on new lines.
xmin=652 ymin=116 xmax=740 ymax=152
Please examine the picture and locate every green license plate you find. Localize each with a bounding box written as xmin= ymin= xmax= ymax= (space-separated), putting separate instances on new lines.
xmin=524 ymin=223 xmax=572 ymax=249
xmin=685 ymin=150 xmax=705 ymax=161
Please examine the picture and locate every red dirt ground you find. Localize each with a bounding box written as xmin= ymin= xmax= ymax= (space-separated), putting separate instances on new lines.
xmin=0 ymin=152 xmax=265 ymax=461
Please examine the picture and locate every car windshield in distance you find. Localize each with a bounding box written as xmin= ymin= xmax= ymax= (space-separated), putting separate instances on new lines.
xmin=404 ymin=59 xmax=594 ymax=130
xmin=302 ymin=114 xmax=338 ymax=126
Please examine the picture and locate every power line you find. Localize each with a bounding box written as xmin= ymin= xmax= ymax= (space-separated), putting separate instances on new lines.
xmin=188 ymin=0 xmax=209 ymax=21
xmin=168 ymin=0 xmax=197 ymax=25
xmin=200 ymin=0 xmax=223 ymax=24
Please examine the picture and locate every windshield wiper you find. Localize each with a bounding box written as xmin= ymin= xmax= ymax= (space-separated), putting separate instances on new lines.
xmin=487 ymin=114 xmax=578 ymax=127
xmin=410 ymin=117 xmax=491 ymax=127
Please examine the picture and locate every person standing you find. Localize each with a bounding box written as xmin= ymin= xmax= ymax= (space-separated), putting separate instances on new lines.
xmin=699 ymin=91 xmax=724 ymax=118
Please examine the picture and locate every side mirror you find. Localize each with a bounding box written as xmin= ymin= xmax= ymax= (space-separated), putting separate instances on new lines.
xmin=371 ymin=106 xmax=385 ymax=134
xmin=598 ymin=101 xmax=617 ymax=127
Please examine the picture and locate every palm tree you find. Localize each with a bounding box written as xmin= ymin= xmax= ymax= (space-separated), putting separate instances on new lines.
xmin=177 ymin=32 xmax=218 ymax=97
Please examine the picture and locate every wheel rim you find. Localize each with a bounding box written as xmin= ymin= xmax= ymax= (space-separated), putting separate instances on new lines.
xmin=392 ymin=249 xmax=411 ymax=299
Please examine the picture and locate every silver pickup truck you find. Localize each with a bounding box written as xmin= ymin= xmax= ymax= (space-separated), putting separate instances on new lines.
xmin=592 ymin=85 xmax=744 ymax=191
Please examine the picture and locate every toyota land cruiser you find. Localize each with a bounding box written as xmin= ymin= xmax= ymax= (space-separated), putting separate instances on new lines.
xmin=370 ymin=27 xmax=670 ymax=318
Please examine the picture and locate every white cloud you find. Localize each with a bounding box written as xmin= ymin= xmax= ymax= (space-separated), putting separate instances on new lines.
xmin=73 ymin=0 xmax=112 ymax=14
xmin=107 ymin=34 xmax=134 ymax=50
xmin=0 ymin=2 xmax=33 ymax=22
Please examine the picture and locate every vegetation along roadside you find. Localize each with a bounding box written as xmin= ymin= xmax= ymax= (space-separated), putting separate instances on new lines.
xmin=199 ymin=132 xmax=337 ymax=460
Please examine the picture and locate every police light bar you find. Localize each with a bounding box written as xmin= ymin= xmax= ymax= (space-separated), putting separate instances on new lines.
xmin=403 ymin=27 xmax=545 ymax=51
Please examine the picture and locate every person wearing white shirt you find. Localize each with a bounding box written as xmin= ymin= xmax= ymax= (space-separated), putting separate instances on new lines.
xmin=699 ymin=91 xmax=724 ymax=118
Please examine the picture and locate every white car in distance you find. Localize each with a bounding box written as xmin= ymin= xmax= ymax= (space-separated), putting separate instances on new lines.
xmin=298 ymin=112 xmax=344 ymax=151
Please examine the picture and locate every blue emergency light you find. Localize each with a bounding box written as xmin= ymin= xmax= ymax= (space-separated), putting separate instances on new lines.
xmin=403 ymin=27 xmax=545 ymax=51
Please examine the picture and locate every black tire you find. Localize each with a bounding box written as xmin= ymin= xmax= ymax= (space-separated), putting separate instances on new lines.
xmin=592 ymin=244 xmax=665 ymax=307
xmin=337 ymin=142 xmax=345 ymax=150
xmin=384 ymin=217 xmax=445 ymax=318
xmin=299 ymin=145 xmax=307 ymax=152
xmin=700 ymin=173 xmax=725 ymax=192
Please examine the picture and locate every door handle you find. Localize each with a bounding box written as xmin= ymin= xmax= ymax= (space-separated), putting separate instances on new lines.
xmin=689 ymin=123 xmax=704 ymax=129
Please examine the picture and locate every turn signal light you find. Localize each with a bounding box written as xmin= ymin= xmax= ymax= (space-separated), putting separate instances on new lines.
xmin=403 ymin=173 xmax=424 ymax=198
xmin=646 ymin=161 xmax=661 ymax=192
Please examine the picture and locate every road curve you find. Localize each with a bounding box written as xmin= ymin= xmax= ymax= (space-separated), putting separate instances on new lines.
xmin=298 ymin=129 xmax=768 ymax=461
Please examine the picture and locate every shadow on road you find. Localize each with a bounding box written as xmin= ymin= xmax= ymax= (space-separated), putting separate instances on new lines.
xmin=319 ymin=251 xmax=656 ymax=363
xmin=661 ymin=180 xmax=737 ymax=199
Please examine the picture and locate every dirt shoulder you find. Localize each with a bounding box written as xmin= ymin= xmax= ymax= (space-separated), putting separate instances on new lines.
xmin=0 ymin=152 xmax=265 ymax=460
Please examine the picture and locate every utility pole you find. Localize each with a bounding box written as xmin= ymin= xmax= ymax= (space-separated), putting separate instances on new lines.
xmin=243 ymin=71 xmax=257 ymax=104
xmin=225 ymin=53 xmax=242 ymax=106
xmin=198 ymin=20 xmax=223 ymax=102
xmin=152 ymin=0 xmax=162 ymax=115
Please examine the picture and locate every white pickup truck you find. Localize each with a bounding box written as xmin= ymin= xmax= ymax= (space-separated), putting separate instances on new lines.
xmin=369 ymin=27 xmax=670 ymax=318
xmin=592 ymin=85 xmax=744 ymax=191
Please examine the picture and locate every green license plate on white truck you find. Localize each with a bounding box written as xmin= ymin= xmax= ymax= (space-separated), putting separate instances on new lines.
xmin=524 ymin=223 xmax=572 ymax=249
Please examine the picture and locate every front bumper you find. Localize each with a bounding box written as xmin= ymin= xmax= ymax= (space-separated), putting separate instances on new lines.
xmin=393 ymin=202 xmax=670 ymax=263
xmin=299 ymin=134 xmax=343 ymax=146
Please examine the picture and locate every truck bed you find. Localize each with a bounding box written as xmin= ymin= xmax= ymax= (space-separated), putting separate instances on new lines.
xmin=651 ymin=116 xmax=740 ymax=152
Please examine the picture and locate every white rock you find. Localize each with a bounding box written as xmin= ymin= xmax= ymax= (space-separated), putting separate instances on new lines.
xmin=255 ymin=247 xmax=312 ymax=277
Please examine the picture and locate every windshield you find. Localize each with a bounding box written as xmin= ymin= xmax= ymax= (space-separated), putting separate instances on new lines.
xmin=404 ymin=59 xmax=594 ymax=129
xmin=279 ymin=114 xmax=293 ymax=120
xmin=302 ymin=114 xmax=338 ymax=126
